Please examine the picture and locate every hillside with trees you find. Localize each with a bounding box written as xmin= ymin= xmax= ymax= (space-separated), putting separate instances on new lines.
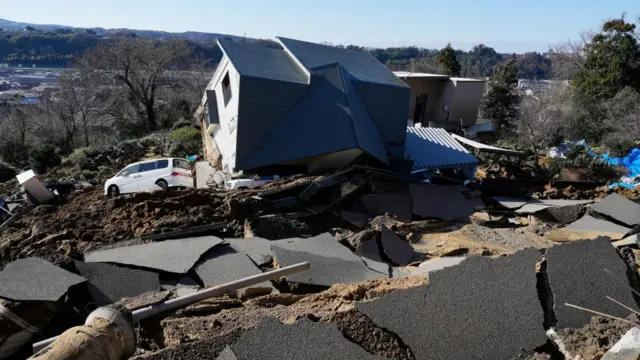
xmin=0 ymin=18 xmax=552 ymax=78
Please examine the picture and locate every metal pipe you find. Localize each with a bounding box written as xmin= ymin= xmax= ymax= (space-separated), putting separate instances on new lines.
xmin=133 ymin=261 xmax=309 ymax=320
xmin=32 ymin=262 xmax=310 ymax=353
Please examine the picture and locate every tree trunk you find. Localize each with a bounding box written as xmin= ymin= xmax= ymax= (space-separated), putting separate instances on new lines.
xmin=83 ymin=116 xmax=89 ymax=147
xmin=145 ymin=101 xmax=156 ymax=131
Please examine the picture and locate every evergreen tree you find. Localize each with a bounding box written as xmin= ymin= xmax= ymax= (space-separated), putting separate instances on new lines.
xmin=436 ymin=43 xmax=461 ymax=76
xmin=481 ymin=60 xmax=519 ymax=137
xmin=573 ymin=17 xmax=640 ymax=99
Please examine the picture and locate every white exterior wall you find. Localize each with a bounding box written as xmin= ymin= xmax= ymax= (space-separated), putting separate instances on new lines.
xmin=207 ymin=57 xmax=241 ymax=172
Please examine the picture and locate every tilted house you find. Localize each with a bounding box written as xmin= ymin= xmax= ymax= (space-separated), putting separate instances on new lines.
xmin=195 ymin=37 xmax=410 ymax=176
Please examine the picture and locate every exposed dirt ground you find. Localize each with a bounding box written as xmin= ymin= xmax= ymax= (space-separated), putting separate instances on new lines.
xmin=555 ymin=314 xmax=640 ymax=359
xmin=135 ymin=276 xmax=428 ymax=360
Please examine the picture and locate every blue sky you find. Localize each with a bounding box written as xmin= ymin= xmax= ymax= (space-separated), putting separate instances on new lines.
xmin=1 ymin=0 xmax=637 ymax=53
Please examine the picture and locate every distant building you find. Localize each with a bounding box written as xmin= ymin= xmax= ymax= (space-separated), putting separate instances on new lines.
xmin=394 ymin=72 xmax=486 ymax=131
xmin=518 ymin=79 xmax=569 ymax=94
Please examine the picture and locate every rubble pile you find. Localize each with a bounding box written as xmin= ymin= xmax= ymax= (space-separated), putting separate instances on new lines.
xmin=4 ymin=166 xmax=640 ymax=360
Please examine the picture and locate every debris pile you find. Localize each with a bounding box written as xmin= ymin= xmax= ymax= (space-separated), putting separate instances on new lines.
xmin=3 ymin=163 xmax=640 ymax=359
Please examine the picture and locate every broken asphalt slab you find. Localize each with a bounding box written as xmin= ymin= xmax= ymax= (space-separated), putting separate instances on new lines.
xmin=380 ymin=226 xmax=414 ymax=266
xmin=84 ymin=236 xmax=224 ymax=274
xmin=340 ymin=210 xmax=371 ymax=228
xmin=514 ymin=199 xmax=593 ymax=215
xmin=546 ymin=237 xmax=640 ymax=329
xmin=591 ymin=193 xmax=640 ymax=227
xmin=408 ymin=184 xmax=475 ymax=220
xmin=194 ymin=246 xmax=276 ymax=298
xmin=563 ymin=214 xmax=631 ymax=238
xmin=355 ymin=238 xmax=385 ymax=261
xmin=75 ymin=261 xmax=160 ymax=305
xmin=492 ymin=197 xmax=529 ymax=210
xmin=357 ymin=248 xmax=546 ymax=360
xmin=271 ymin=234 xmax=384 ymax=286
xmin=361 ymin=194 xmax=412 ymax=221
xmin=218 ymin=317 xmax=386 ymax=360
xmin=411 ymin=256 xmax=467 ymax=276
xmin=223 ymin=237 xmax=274 ymax=267
xmin=0 ymin=257 xmax=86 ymax=302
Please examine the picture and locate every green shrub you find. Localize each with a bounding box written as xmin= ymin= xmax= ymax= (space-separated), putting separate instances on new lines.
xmin=29 ymin=141 xmax=62 ymax=174
xmin=169 ymin=127 xmax=201 ymax=156
xmin=64 ymin=147 xmax=93 ymax=170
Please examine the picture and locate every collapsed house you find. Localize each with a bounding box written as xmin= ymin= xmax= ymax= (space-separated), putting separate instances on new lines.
xmin=393 ymin=71 xmax=486 ymax=131
xmin=194 ymin=37 xmax=410 ymax=178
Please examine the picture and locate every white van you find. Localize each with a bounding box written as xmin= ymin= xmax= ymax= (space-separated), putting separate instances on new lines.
xmin=104 ymin=158 xmax=193 ymax=196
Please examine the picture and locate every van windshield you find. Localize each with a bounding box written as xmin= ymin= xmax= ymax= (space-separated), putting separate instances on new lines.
xmin=173 ymin=159 xmax=190 ymax=170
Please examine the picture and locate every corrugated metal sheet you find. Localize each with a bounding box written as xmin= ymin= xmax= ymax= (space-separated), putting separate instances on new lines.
xmin=451 ymin=133 xmax=527 ymax=157
xmin=405 ymin=127 xmax=478 ymax=170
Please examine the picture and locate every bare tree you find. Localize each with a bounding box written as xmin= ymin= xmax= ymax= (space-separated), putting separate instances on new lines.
xmin=515 ymin=85 xmax=574 ymax=153
xmin=80 ymin=37 xmax=193 ymax=133
xmin=548 ymin=32 xmax=592 ymax=80
xmin=56 ymin=72 xmax=102 ymax=147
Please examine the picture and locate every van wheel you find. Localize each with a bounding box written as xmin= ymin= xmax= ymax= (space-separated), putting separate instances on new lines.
xmin=237 ymin=186 xmax=249 ymax=190
xmin=108 ymin=185 xmax=120 ymax=197
xmin=156 ymin=180 xmax=168 ymax=191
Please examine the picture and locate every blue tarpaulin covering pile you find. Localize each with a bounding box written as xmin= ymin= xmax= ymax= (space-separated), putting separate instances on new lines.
xmin=603 ymin=148 xmax=640 ymax=189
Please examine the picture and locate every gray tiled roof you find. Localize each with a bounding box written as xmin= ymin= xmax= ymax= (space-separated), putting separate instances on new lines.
xmin=405 ymin=127 xmax=478 ymax=170
xmin=235 ymin=77 xmax=308 ymax=168
xmin=278 ymin=37 xmax=408 ymax=87
xmin=240 ymin=70 xmax=363 ymax=169
xmin=218 ymin=39 xmax=308 ymax=84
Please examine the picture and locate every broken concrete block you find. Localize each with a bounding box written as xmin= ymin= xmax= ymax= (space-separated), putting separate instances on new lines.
xmin=85 ymin=236 xmax=224 ymax=274
xmin=0 ymin=257 xmax=86 ymax=302
xmin=361 ymin=194 xmax=412 ymax=221
xmin=221 ymin=318 xmax=385 ymax=360
xmin=380 ymin=226 xmax=414 ymax=266
xmin=75 ymin=261 xmax=160 ymax=305
xmin=602 ymin=326 xmax=640 ymax=360
xmin=340 ymin=210 xmax=371 ymax=228
xmin=412 ymin=256 xmax=467 ymax=276
xmin=357 ymin=249 xmax=546 ymax=360
xmin=612 ymin=234 xmax=640 ymax=248
xmin=591 ymin=193 xmax=640 ymax=227
xmin=546 ymin=238 xmax=639 ymax=329
xmin=194 ymin=247 xmax=276 ymax=299
xmin=409 ymin=184 xmax=474 ymax=220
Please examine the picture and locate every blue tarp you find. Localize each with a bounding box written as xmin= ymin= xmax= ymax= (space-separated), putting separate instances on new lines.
xmin=603 ymin=148 xmax=640 ymax=178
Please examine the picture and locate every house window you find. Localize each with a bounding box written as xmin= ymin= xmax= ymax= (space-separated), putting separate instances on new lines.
xmin=222 ymin=72 xmax=232 ymax=106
